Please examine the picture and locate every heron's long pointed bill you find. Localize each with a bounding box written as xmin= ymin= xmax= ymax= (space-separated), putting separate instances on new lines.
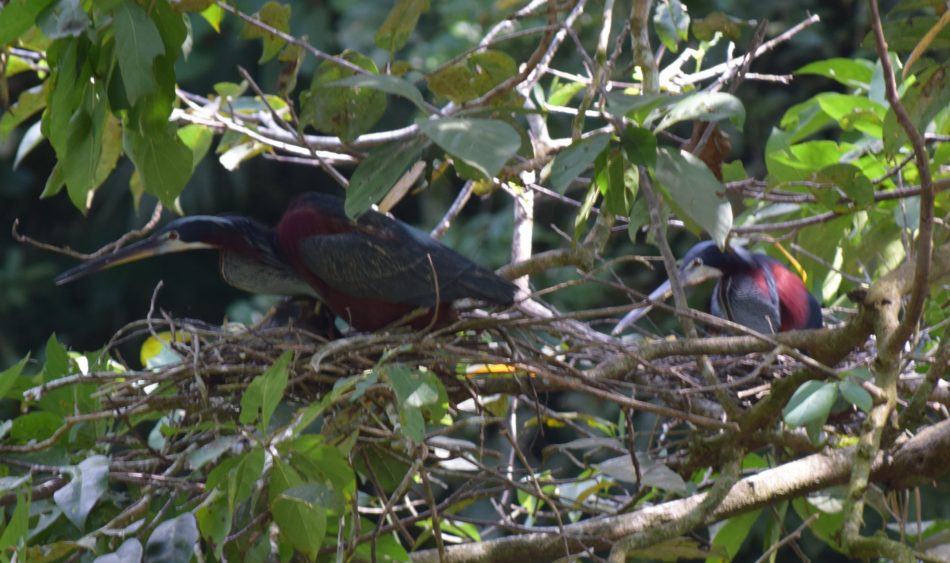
xmin=611 ymin=264 xmax=723 ymax=335
xmin=55 ymin=237 xmax=212 ymax=285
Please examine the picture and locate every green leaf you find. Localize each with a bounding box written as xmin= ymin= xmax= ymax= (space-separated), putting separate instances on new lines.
xmin=653 ymin=0 xmax=689 ymax=53
xmin=53 ymin=455 xmax=110 ymax=530
xmin=595 ymin=149 xmax=636 ymax=216
xmin=840 ymin=380 xmax=873 ymax=413
xmin=299 ymin=50 xmax=386 ymax=143
xmin=656 ymin=91 xmax=745 ymax=131
xmin=93 ymin=538 xmax=143 ymax=563
xmin=766 ymin=140 xmax=853 ymax=183
xmin=796 ymin=58 xmax=875 ymax=89
xmin=605 ymin=92 xmax=685 ymax=125
xmin=239 ymin=350 xmax=292 ymax=433
xmin=653 ymin=147 xmax=733 ymax=248
xmin=0 ymin=355 xmax=30 ymax=400
xmin=548 ymin=81 xmax=585 ymax=106
xmin=10 ymin=411 xmax=63 ymax=443
xmin=814 ymin=92 xmax=885 ymax=138
xmin=62 ymin=106 xmax=103 ymax=212
xmin=272 ymin=484 xmax=327 ymax=560
xmin=123 ymin=124 xmax=193 ymax=209
xmin=113 ymin=1 xmax=165 ymax=104
xmin=37 ymin=0 xmax=89 ymax=39
xmin=200 ymin=4 xmax=223 ymax=32
xmin=0 ymin=0 xmax=56 ymax=45
xmin=1 ymin=83 xmax=47 ymax=141
xmin=807 ymin=163 xmax=874 ymax=211
xmin=426 ymin=50 xmax=518 ymax=105
xmin=707 ymin=509 xmax=761 ymax=563
xmin=196 ymin=495 xmax=229 ymax=559
xmin=288 ymin=436 xmax=356 ymax=498
xmin=0 ymin=490 xmax=29 ymax=555
xmin=549 ymin=134 xmax=610 ymax=193
xmin=144 ymin=513 xmax=199 ymax=563
xmin=345 ymin=137 xmax=427 ymax=218
xmin=239 ymin=1 xmax=290 ymax=62
xmin=177 ymin=124 xmax=214 ymax=171
xmin=783 ymin=380 xmax=837 ymax=428
xmin=329 ymin=74 xmax=427 ymax=111
xmin=418 ymin=117 xmax=520 ymax=179
xmin=620 ymin=126 xmax=657 ymax=167
xmin=375 ymin=0 xmax=429 ymax=53
xmin=43 ymin=333 xmax=69 ymax=380
xmin=384 ymin=364 xmax=447 ymax=442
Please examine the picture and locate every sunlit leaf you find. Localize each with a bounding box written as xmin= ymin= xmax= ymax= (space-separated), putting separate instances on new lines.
xmin=783 ymin=380 xmax=837 ymax=428
xmin=549 ymin=134 xmax=610 ymax=193
xmin=653 ymin=147 xmax=733 ymax=248
xmin=239 ymin=350 xmax=292 ymax=433
xmin=418 ymin=117 xmax=520 ymax=179
xmin=144 ymin=513 xmax=199 ymax=563
xmin=375 ymin=0 xmax=429 ymax=53
xmin=54 ymin=455 xmax=110 ymax=530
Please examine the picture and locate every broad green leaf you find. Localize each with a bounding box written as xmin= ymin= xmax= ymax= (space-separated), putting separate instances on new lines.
xmin=62 ymin=104 xmax=104 ymax=211
xmin=123 ymin=125 xmax=193 ymax=209
xmin=93 ymin=538 xmax=143 ymax=563
xmin=656 ymin=92 xmax=745 ymax=131
xmin=200 ymin=4 xmax=223 ymax=32
xmin=177 ymin=124 xmax=214 ymax=171
xmin=187 ymin=436 xmax=238 ymax=470
xmin=345 ymin=137 xmax=426 ymax=218
xmin=595 ymin=149 xmax=636 ymax=216
xmin=418 ymin=117 xmax=520 ymax=179
xmin=384 ymin=364 xmax=447 ymax=442
xmin=620 ymin=126 xmax=657 ymax=167
xmin=807 ymin=163 xmax=874 ymax=211
xmin=0 ymin=355 xmax=30 ymax=400
xmin=288 ymin=436 xmax=356 ymax=499
xmin=814 ymin=93 xmax=885 ymax=138
xmin=113 ymin=1 xmax=165 ymax=104
xmin=0 ymin=491 xmax=29 ymax=555
xmin=37 ymin=0 xmax=89 ymax=39
xmin=427 ymin=50 xmax=518 ymax=105
xmin=796 ymin=58 xmax=875 ymax=89
xmin=707 ymin=509 xmax=761 ymax=563
xmin=239 ymin=1 xmax=290 ymax=62
xmin=776 ymin=98 xmax=835 ymax=145
xmin=53 ymin=455 xmax=110 ymax=530
xmin=0 ymin=83 xmax=46 ymax=140
xmin=783 ymin=380 xmax=837 ymax=428
xmin=0 ymin=0 xmax=56 ymax=45
xmin=43 ymin=333 xmax=69 ymax=380
xmin=766 ymin=140 xmax=853 ymax=183
xmin=653 ymin=0 xmax=689 ymax=53
xmin=549 ymin=134 xmax=610 ymax=193
xmin=239 ymin=350 xmax=292 ymax=433
xmin=653 ymin=147 xmax=733 ymax=248
xmin=10 ymin=411 xmax=63 ymax=443
xmin=196 ymin=495 xmax=230 ymax=559
xmin=840 ymin=380 xmax=873 ymax=413
xmin=548 ymin=81 xmax=585 ymax=106
xmin=272 ymin=484 xmax=327 ymax=560
xmin=299 ymin=50 xmax=386 ymax=143
xmin=329 ymin=74 xmax=427 ymax=111
xmin=144 ymin=513 xmax=199 ymax=563
xmin=605 ymin=92 xmax=684 ymax=125
xmin=354 ymin=445 xmax=411 ymax=492
xmin=375 ymin=0 xmax=429 ymax=53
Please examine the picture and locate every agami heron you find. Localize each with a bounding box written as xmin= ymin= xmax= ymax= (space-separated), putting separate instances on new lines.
xmin=56 ymin=193 xmax=516 ymax=331
xmin=612 ymin=241 xmax=822 ymax=335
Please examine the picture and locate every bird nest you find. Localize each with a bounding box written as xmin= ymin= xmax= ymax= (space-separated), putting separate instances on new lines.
xmin=15 ymin=293 xmax=884 ymax=560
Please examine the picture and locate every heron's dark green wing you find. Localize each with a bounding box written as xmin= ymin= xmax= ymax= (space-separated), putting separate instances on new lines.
xmin=296 ymin=212 xmax=514 ymax=307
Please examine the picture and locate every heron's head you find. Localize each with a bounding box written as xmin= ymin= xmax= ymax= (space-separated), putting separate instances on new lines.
xmin=55 ymin=216 xmax=244 ymax=285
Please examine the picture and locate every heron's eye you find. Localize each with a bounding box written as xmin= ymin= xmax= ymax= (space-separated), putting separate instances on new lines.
xmin=168 ymin=231 xmax=179 ymax=241
xmin=690 ymin=258 xmax=703 ymax=267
